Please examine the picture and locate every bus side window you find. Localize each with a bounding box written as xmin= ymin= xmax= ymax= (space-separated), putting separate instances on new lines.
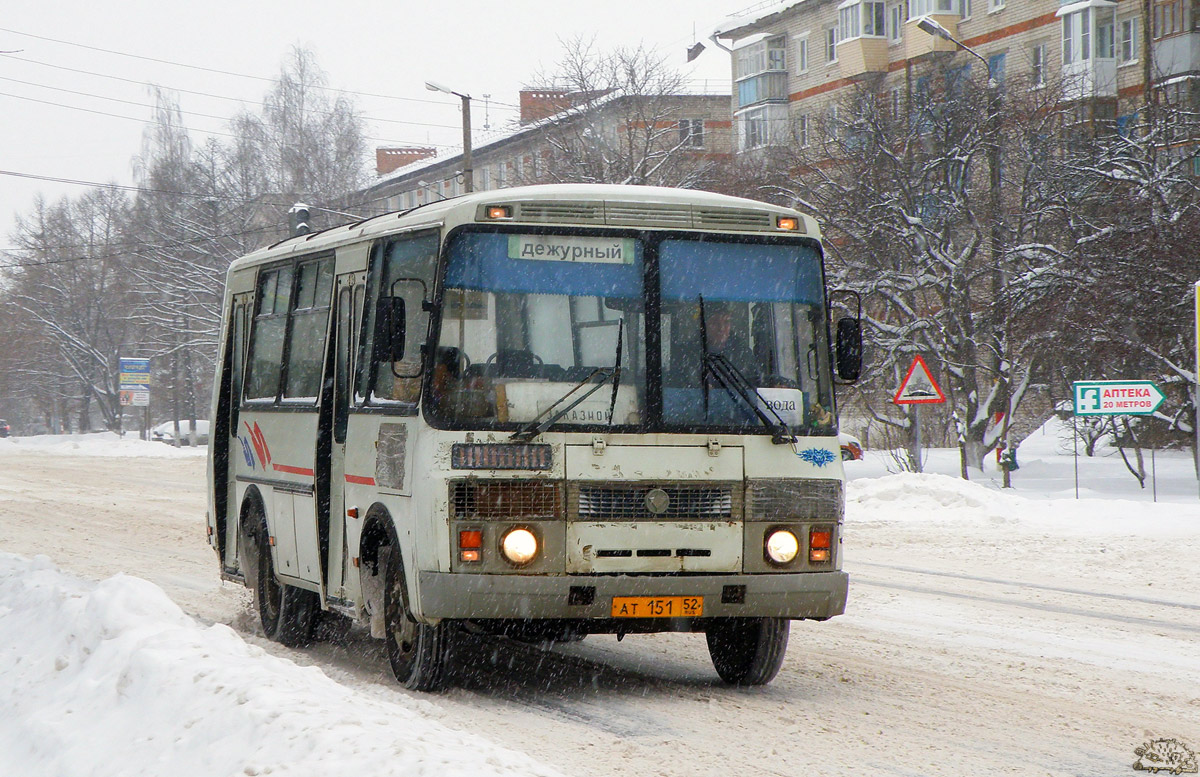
xmin=244 ymin=266 xmax=294 ymax=401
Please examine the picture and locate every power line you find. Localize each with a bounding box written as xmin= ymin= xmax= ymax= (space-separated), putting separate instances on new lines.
xmin=0 ymin=168 xmax=299 ymax=206
xmin=0 ymin=223 xmax=283 ymax=269
xmin=0 ymin=26 xmax=522 ymax=112
xmin=0 ymin=62 xmax=506 ymax=130
xmin=0 ymin=88 xmax=460 ymax=150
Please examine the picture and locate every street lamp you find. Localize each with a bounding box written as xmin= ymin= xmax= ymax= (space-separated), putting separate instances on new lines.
xmin=425 ymin=80 xmax=473 ymax=193
xmin=916 ymin=15 xmax=1011 ymax=486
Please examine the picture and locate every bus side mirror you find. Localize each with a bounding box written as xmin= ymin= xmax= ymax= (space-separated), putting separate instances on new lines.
xmin=835 ymin=317 xmax=862 ymax=381
xmin=375 ymin=296 xmax=407 ymax=362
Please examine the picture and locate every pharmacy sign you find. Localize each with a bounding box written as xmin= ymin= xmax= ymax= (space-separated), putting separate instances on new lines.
xmin=1072 ymin=380 xmax=1165 ymax=417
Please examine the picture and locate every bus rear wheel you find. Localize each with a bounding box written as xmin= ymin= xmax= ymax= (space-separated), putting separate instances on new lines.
xmin=383 ymin=547 xmax=452 ymax=691
xmin=252 ymin=529 xmax=318 ymax=648
xmin=705 ymin=617 xmax=789 ymax=686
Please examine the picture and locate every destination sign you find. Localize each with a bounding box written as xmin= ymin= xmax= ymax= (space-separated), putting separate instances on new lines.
xmin=508 ymin=235 xmax=635 ymax=265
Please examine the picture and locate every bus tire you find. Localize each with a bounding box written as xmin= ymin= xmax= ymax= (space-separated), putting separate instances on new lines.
xmin=705 ymin=617 xmax=789 ymax=686
xmin=383 ymin=545 xmax=451 ymax=691
xmin=249 ymin=518 xmax=318 ymax=648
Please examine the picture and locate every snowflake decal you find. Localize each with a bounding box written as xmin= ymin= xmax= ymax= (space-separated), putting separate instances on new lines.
xmin=797 ymin=447 xmax=836 ymax=467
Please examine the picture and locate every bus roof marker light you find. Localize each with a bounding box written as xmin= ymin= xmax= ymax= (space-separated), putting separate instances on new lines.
xmin=776 ymin=216 xmax=800 ymax=231
xmin=486 ymin=205 xmax=512 ymax=220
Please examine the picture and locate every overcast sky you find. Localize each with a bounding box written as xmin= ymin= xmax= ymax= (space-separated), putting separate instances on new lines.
xmin=0 ymin=0 xmax=762 ymax=249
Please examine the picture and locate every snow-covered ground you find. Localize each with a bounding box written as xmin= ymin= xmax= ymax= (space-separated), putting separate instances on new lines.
xmin=0 ymin=423 xmax=1197 ymax=776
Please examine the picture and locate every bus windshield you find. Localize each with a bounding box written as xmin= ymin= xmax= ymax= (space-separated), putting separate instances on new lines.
xmin=430 ymin=230 xmax=833 ymax=435
xmin=432 ymin=231 xmax=645 ymax=428
xmin=659 ymin=237 xmax=834 ymax=434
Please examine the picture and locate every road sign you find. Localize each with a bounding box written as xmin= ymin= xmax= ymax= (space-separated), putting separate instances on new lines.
xmin=894 ymin=355 xmax=946 ymax=404
xmin=1072 ymin=380 xmax=1165 ymax=416
xmin=119 ymin=357 xmax=151 ymax=391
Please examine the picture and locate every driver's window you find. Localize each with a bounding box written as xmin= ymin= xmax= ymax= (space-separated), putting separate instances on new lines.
xmin=357 ymin=233 xmax=438 ymax=406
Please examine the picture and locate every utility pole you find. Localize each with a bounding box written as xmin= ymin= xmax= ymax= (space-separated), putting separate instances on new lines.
xmin=426 ymin=81 xmax=473 ymax=193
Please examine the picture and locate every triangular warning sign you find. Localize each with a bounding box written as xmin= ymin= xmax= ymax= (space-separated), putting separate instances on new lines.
xmin=894 ymin=355 xmax=946 ymax=404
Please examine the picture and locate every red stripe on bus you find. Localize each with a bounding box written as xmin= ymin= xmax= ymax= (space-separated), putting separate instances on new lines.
xmin=272 ymin=463 xmax=315 ymax=476
xmin=345 ymin=474 xmax=376 ymax=485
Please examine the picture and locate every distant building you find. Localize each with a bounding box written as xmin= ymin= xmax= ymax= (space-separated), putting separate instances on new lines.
xmin=353 ymin=87 xmax=733 ymax=213
xmin=712 ymin=0 xmax=1166 ymax=151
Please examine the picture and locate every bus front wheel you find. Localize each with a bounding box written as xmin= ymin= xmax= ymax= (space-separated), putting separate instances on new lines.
xmin=251 ymin=527 xmax=318 ymax=647
xmin=383 ymin=547 xmax=452 ymax=691
xmin=705 ymin=617 xmax=789 ymax=686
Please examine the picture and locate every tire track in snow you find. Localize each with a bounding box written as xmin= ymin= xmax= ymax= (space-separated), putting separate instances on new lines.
xmin=852 ymin=561 xmax=1200 ymax=611
xmin=850 ymin=575 xmax=1200 ymax=634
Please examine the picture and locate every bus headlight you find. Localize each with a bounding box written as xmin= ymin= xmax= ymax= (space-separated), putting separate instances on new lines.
xmin=500 ymin=527 xmax=538 ymax=566
xmin=765 ymin=529 xmax=800 ymax=565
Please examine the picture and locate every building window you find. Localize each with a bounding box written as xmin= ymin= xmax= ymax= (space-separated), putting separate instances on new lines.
xmin=738 ymin=104 xmax=788 ymax=151
xmin=736 ymin=35 xmax=789 ymax=108
xmin=1097 ymin=14 xmax=1115 ymax=58
xmin=827 ymin=104 xmax=840 ymax=140
xmin=1119 ymin=17 xmax=1139 ymax=63
xmin=1063 ymin=10 xmax=1091 ymax=65
xmin=826 ymin=26 xmax=839 ymax=62
xmin=1153 ymin=0 xmax=1183 ymax=38
xmin=962 ymin=0 xmax=973 ymax=19
xmin=890 ymin=87 xmax=902 ymax=117
xmin=889 ymin=5 xmax=903 ymax=42
xmin=1031 ymin=43 xmax=1046 ymax=86
xmin=679 ymin=119 xmax=705 ymax=148
xmin=839 ymin=1 xmax=886 ymax=41
xmin=796 ymin=36 xmax=810 ymax=73
xmin=988 ymin=52 xmax=1007 ymax=83
xmin=796 ymin=114 xmax=810 ymax=146
xmin=908 ymin=0 xmax=959 ymax=17
xmin=988 ymin=0 xmax=1004 ymax=12
xmin=741 ymin=109 xmax=768 ymax=150
xmin=736 ymin=36 xmax=787 ymax=78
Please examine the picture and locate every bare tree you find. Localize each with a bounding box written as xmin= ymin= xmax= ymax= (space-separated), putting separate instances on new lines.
xmin=529 ymin=38 xmax=726 ymax=189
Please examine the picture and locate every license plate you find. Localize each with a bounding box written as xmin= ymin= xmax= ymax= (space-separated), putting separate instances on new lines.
xmin=611 ymin=596 xmax=703 ymax=618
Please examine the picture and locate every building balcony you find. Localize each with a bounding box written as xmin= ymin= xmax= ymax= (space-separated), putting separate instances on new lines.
xmin=837 ymin=36 xmax=890 ymax=78
xmin=904 ymin=15 xmax=960 ymax=59
xmin=1153 ymin=32 xmax=1200 ymax=81
xmin=1062 ymin=58 xmax=1117 ymax=100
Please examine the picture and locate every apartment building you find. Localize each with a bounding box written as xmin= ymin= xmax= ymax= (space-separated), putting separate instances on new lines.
xmin=712 ymin=0 xmax=1190 ymax=151
xmin=354 ymin=88 xmax=733 ymax=214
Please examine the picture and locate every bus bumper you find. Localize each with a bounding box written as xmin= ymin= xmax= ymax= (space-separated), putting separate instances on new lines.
xmin=416 ymin=570 xmax=848 ymax=621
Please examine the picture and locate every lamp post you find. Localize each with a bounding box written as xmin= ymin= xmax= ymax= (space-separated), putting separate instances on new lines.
xmin=917 ymin=17 xmax=1011 ymax=486
xmin=425 ymin=80 xmax=473 ymax=193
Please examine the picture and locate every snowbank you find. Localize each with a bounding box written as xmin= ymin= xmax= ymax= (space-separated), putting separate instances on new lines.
xmin=0 ymin=553 xmax=560 ymax=777
xmin=847 ymin=470 xmax=1200 ymax=537
xmin=0 ymin=432 xmax=206 ymax=458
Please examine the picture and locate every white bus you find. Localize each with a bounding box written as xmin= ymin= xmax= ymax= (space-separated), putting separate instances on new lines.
xmin=206 ymin=184 xmax=862 ymax=690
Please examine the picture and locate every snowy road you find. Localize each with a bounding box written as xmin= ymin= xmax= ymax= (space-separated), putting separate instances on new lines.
xmin=1 ymin=446 xmax=1197 ymax=776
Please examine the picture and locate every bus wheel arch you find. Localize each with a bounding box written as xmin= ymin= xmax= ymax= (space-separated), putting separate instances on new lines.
xmin=240 ymin=486 xmax=318 ymax=647
xmin=359 ymin=504 xmax=453 ymax=691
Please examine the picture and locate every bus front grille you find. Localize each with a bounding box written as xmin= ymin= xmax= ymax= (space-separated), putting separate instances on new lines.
xmin=570 ymin=482 xmax=739 ymax=521
xmin=450 ymin=479 xmax=564 ymax=520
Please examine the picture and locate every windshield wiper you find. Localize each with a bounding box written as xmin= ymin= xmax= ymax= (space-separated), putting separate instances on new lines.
xmin=510 ymin=319 xmax=625 ymax=442
xmin=696 ymin=296 xmax=795 ymax=445
xmin=704 ymin=353 xmax=796 ymax=444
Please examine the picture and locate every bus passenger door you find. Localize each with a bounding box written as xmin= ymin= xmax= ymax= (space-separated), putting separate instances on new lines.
xmin=320 ymin=272 xmax=363 ymax=603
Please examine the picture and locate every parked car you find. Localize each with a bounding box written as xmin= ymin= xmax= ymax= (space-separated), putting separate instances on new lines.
xmin=150 ymin=419 xmax=210 ymax=446
xmin=838 ymin=432 xmax=863 ymax=461
xmin=0 ymin=419 xmax=9 ymax=438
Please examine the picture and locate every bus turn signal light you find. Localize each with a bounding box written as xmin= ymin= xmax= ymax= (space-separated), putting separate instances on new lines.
xmin=459 ymin=529 xmax=483 ymax=563
xmin=809 ymin=528 xmax=832 ymax=563
xmin=776 ymin=216 xmax=799 ymax=231
xmin=486 ymin=205 xmax=512 ymax=220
